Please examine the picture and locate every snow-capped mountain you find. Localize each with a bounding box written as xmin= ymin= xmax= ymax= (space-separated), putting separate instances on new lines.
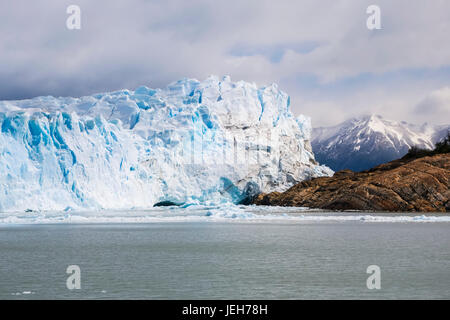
xmin=0 ymin=76 xmax=332 ymax=212
xmin=312 ymin=115 xmax=449 ymax=172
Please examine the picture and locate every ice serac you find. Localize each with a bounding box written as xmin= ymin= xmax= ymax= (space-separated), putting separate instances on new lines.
xmin=0 ymin=76 xmax=332 ymax=212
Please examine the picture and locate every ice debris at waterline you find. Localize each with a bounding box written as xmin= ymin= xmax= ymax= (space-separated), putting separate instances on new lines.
xmin=1 ymin=206 xmax=450 ymax=225
xmin=0 ymin=76 xmax=332 ymax=212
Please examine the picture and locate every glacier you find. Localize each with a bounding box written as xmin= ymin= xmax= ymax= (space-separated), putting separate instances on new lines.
xmin=0 ymin=76 xmax=332 ymax=212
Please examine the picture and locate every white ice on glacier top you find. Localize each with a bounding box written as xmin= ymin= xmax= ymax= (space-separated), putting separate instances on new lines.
xmin=0 ymin=76 xmax=332 ymax=212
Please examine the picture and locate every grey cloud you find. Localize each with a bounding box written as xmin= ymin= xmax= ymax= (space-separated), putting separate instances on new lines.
xmin=413 ymin=87 xmax=450 ymax=125
xmin=0 ymin=0 xmax=449 ymax=126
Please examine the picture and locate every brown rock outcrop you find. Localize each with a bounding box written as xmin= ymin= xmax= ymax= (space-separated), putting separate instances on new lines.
xmin=253 ymin=154 xmax=450 ymax=212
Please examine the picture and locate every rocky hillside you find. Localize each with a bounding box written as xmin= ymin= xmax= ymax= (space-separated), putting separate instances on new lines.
xmin=253 ymin=153 xmax=450 ymax=212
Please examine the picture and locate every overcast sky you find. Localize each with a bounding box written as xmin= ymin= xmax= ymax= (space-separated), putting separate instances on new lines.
xmin=0 ymin=0 xmax=449 ymax=126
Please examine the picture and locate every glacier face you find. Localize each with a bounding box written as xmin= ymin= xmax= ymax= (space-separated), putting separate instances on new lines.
xmin=0 ymin=76 xmax=332 ymax=212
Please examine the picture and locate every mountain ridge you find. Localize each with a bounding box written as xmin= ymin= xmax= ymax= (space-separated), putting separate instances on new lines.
xmin=312 ymin=114 xmax=449 ymax=172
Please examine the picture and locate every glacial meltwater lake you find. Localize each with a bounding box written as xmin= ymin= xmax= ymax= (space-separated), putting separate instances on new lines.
xmin=0 ymin=206 xmax=449 ymax=299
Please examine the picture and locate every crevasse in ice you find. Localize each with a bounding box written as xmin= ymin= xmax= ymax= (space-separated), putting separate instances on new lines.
xmin=0 ymin=76 xmax=333 ymax=212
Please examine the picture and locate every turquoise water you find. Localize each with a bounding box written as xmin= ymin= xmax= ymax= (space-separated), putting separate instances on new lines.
xmin=1 ymin=211 xmax=449 ymax=299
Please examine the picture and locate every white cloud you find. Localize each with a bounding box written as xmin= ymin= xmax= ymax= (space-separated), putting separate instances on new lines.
xmin=414 ymin=87 xmax=450 ymax=125
xmin=0 ymin=0 xmax=449 ymax=126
